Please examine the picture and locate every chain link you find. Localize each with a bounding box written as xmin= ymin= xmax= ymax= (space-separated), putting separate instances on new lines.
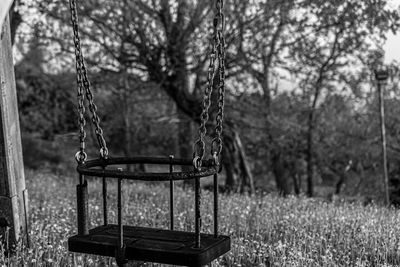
xmin=211 ymin=0 xmax=225 ymax=162
xmin=211 ymin=29 xmax=225 ymax=161
xmin=69 ymin=0 xmax=108 ymax=161
xmin=193 ymin=0 xmax=226 ymax=168
xmin=193 ymin=40 xmax=218 ymax=164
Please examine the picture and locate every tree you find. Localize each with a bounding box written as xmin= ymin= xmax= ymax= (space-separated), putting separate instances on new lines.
xmin=231 ymin=0 xmax=305 ymax=195
xmin=15 ymin=27 xmax=76 ymax=138
xmin=16 ymin=0 xmax=400 ymax=198
xmin=35 ymin=0 xmax=255 ymax=191
xmin=289 ymin=0 xmax=399 ymax=197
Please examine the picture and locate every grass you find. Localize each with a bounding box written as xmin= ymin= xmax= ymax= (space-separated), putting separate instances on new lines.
xmin=1 ymin=169 xmax=400 ymax=266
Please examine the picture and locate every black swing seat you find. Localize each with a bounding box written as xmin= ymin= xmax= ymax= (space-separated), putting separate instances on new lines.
xmin=70 ymin=157 xmax=230 ymax=266
xmin=68 ymin=224 xmax=231 ymax=266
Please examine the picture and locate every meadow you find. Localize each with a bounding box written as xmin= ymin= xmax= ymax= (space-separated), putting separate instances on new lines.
xmin=1 ymin=170 xmax=400 ymax=267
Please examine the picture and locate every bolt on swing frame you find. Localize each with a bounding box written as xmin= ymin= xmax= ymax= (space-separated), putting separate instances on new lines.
xmin=67 ymin=0 xmax=230 ymax=266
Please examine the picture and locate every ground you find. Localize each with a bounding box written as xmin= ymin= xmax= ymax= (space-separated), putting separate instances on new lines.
xmin=1 ymin=170 xmax=400 ymax=266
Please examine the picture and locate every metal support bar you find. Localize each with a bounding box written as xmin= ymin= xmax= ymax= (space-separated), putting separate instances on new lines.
xmin=169 ymin=155 xmax=174 ymax=230
xmin=194 ymin=176 xmax=201 ymax=248
xmin=117 ymin=178 xmax=123 ymax=249
xmin=213 ymin=173 xmax=218 ymax=237
xmin=115 ymin=176 xmax=127 ymax=266
xmin=79 ymin=173 xmax=84 ymax=185
xmin=102 ymin=166 xmax=108 ymax=225
xmin=76 ymin=177 xmax=89 ymax=236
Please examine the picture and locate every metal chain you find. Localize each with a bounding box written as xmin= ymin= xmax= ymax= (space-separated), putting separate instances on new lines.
xmin=211 ymin=0 xmax=226 ymax=164
xmin=70 ymin=0 xmax=87 ymax=163
xmin=193 ymin=0 xmax=226 ymax=169
xmin=211 ymin=37 xmax=225 ymax=162
xmin=69 ymin=0 xmax=108 ymax=161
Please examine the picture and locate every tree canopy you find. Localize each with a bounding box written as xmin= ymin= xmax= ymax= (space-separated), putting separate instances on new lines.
xmin=12 ymin=0 xmax=400 ymax=200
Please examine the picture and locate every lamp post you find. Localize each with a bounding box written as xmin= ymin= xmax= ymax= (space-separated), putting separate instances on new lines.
xmin=375 ymin=67 xmax=390 ymax=205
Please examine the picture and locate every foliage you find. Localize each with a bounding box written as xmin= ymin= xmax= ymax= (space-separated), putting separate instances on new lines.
xmin=11 ymin=0 xmax=400 ymax=198
xmin=14 ymin=33 xmax=76 ymax=139
xmin=2 ymin=171 xmax=400 ymax=266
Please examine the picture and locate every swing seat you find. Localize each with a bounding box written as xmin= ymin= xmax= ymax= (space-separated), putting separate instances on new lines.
xmin=70 ymin=157 xmax=229 ymax=266
xmin=68 ymin=224 xmax=230 ymax=266
xmin=68 ymin=0 xmax=230 ymax=264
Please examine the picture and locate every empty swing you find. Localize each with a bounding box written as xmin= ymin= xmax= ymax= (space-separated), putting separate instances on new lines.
xmin=66 ymin=0 xmax=231 ymax=266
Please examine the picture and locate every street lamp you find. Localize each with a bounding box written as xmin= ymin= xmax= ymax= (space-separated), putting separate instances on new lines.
xmin=374 ymin=66 xmax=390 ymax=205
xmin=375 ymin=68 xmax=389 ymax=83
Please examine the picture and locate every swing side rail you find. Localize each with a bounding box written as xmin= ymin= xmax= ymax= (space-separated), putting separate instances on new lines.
xmin=77 ymin=156 xmax=218 ymax=181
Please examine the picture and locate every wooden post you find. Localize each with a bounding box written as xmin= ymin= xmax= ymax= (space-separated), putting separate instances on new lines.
xmin=0 ymin=1 xmax=15 ymax=31
xmin=0 ymin=13 xmax=28 ymax=248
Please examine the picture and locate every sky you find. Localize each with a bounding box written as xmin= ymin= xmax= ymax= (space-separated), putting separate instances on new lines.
xmin=384 ymin=33 xmax=400 ymax=63
xmin=384 ymin=0 xmax=400 ymax=63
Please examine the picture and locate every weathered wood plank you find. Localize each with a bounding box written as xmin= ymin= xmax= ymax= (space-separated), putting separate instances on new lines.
xmin=0 ymin=14 xmax=27 ymax=247
xmin=0 ymin=0 xmax=14 ymax=31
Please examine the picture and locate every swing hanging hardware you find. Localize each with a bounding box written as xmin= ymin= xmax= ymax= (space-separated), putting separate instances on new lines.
xmin=212 ymin=152 xmax=220 ymax=167
xmin=193 ymin=156 xmax=203 ymax=171
xmin=74 ymin=151 xmax=87 ymax=164
xmin=194 ymin=0 xmax=226 ymax=169
xmin=67 ymin=0 xmax=230 ymax=266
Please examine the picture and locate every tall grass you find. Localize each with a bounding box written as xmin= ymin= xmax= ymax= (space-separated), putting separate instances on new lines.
xmin=1 ymin=170 xmax=400 ymax=266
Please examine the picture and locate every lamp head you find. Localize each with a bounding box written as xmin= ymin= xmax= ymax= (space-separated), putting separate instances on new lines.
xmin=374 ymin=66 xmax=389 ymax=83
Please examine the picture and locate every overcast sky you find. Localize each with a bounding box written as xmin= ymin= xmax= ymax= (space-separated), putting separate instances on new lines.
xmin=384 ymin=33 xmax=400 ymax=63
xmin=384 ymin=0 xmax=400 ymax=63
